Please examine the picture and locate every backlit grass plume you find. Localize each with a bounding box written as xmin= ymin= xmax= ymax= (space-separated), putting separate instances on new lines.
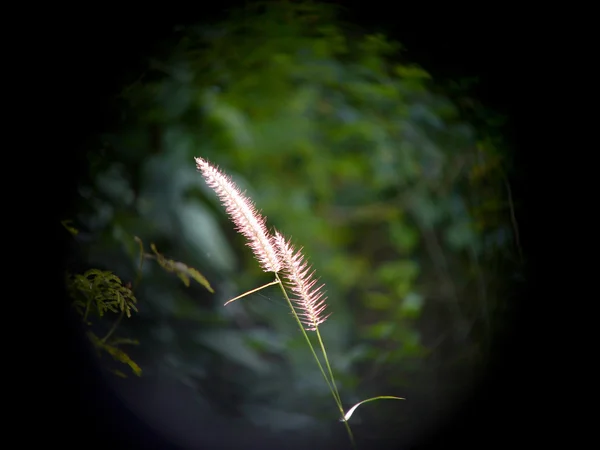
xmin=195 ymin=157 xmax=281 ymax=273
xmin=274 ymin=230 xmax=330 ymax=331
xmin=195 ymin=157 xmax=403 ymax=449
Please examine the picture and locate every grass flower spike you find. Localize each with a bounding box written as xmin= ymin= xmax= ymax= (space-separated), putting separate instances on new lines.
xmin=194 ymin=156 xmax=404 ymax=448
xmin=274 ymin=231 xmax=330 ymax=331
xmin=195 ymin=157 xmax=281 ymax=273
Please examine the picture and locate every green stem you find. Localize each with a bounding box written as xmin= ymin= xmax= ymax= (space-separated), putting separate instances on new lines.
xmin=500 ymin=171 xmax=523 ymax=263
xmin=274 ymin=274 xmax=356 ymax=449
xmin=101 ymin=309 xmax=124 ymax=344
xmin=315 ymin=326 xmax=355 ymax=447
xmin=223 ymin=275 xmax=356 ymax=448
xmin=315 ymin=328 xmax=344 ymax=411
xmin=133 ymin=236 xmax=146 ymax=291
xmin=82 ymin=297 xmax=92 ymax=323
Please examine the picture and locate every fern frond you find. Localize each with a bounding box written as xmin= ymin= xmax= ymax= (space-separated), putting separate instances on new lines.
xmin=67 ymin=269 xmax=138 ymax=318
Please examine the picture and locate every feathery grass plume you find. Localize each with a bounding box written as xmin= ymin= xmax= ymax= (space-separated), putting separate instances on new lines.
xmin=195 ymin=158 xmax=401 ymax=443
xmin=195 ymin=157 xmax=282 ymax=273
xmin=274 ymin=230 xmax=330 ymax=331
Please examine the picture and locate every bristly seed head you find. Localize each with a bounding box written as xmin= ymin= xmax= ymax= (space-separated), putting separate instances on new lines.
xmin=195 ymin=157 xmax=282 ymax=273
xmin=274 ymin=230 xmax=330 ymax=331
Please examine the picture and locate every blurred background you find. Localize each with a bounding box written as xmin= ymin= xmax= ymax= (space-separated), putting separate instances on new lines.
xmin=59 ymin=1 xmax=526 ymax=449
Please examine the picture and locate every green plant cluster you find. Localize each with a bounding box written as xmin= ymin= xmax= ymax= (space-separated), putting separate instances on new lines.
xmin=65 ymin=221 xmax=213 ymax=378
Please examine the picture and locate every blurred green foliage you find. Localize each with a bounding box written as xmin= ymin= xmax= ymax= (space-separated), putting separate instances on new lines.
xmin=71 ymin=0 xmax=521 ymax=439
xmin=66 ymin=229 xmax=213 ymax=378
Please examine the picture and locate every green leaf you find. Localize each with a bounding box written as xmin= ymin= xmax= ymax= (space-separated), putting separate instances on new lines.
xmin=61 ymin=219 xmax=79 ymax=236
xmin=104 ymin=346 xmax=142 ymax=376
xmin=364 ymin=292 xmax=393 ymax=311
xmin=111 ymin=369 xmax=128 ymax=378
xmin=393 ymin=279 xmax=412 ymax=298
xmin=364 ymin=322 xmax=394 ymax=340
xmin=177 ymin=272 xmax=191 ymax=287
xmin=150 ymin=243 xmax=215 ymax=292
xmin=87 ymin=332 xmax=142 ymax=376
xmin=394 ymin=64 xmax=431 ymax=80
xmin=178 ymin=263 xmax=215 ymax=293
xmin=399 ymin=292 xmax=423 ymax=319
xmin=341 ymin=396 xmax=405 ymax=422
xmin=375 ymin=260 xmax=420 ymax=287
xmin=109 ymin=338 xmax=140 ymax=346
